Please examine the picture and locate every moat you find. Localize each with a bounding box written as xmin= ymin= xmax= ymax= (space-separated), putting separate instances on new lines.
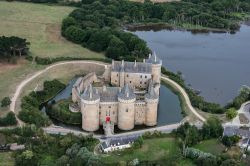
xmin=133 ymin=24 xmax=250 ymax=105
xmin=45 ymin=78 xmax=183 ymax=131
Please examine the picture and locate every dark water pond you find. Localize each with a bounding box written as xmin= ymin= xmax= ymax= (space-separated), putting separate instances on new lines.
xmin=134 ymin=24 xmax=250 ymax=106
xmin=46 ymin=79 xmax=183 ymax=130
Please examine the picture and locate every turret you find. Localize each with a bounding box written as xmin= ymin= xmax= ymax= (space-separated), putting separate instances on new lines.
xmin=81 ymin=84 xmax=100 ymax=132
xmin=118 ymin=84 xmax=136 ymax=130
xmin=145 ymin=81 xmax=159 ymax=126
xmin=147 ymin=51 xmax=162 ymax=84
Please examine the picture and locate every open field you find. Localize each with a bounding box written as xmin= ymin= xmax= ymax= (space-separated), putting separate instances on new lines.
xmin=0 ymin=152 xmax=14 ymax=166
xmin=0 ymin=1 xmax=103 ymax=59
xmin=101 ymin=137 xmax=182 ymax=164
xmin=194 ymin=139 xmax=226 ymax=156
xmin=0 ymin=59 xmax=43 ymax=114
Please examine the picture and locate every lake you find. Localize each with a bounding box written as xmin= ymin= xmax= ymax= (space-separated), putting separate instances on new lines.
xmin=134 ymin=24 xmax=250 ymax=105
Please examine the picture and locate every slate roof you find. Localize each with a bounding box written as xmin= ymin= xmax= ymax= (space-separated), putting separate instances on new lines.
xmin=145 ymin=80 xmax=158 ymax=100
xmin=81 ymin=84 xmax=100 ymax=101
xmin=94 ymin=86 xmax=120 ymax=102
xmin=112 ymin=61 xmax=152 ymax=74
xmin=118 ymin=84 xmax=136 ymax=100
xmin=224 ymin=126 xmax=250 ymax=138
xmin=146 ymin=52 xmax=162 ymax=65
xmin=101 ymin=136 xmax=138 ymax=150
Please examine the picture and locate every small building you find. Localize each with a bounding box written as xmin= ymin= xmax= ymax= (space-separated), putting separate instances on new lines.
xmin=100 ymin=136 xmax=138 ymax=153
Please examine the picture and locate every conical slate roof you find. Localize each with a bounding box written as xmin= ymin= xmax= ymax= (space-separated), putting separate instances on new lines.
xmin=145 ymin=81 xmax=158 ymax=100
xmin=146 ymin=51 xmax=162 ymax=65
xmin=81 ymin=84 xmax=100 ymax=101
xmin=118 ymin=84 xmax=136 ymax=100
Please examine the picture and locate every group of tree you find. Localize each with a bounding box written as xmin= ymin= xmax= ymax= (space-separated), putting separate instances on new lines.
xmin=60 ymin=0 xmax=250 ymax=60
xmin=174 ymin=118 xmax=243 ymax=166
xmin=18 ymin=79 xmax=65 ymax=127
xmin=174 ymin=117 xmax=223 ymax=147
xmin=0 ymin=125 xmax=98 ymax=166
xmin=62 ymin=16 xmax=150 ymax=61
xmin=0 ymin=36 xmax=30 ymax=61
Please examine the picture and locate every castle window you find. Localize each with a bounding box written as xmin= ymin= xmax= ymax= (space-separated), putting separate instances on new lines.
xmin=113 ymin=111 xmax=115 ymax=115
xmin=140 ymin=75 xmax=142 ymax=78
xmin=140 ymin=81 xmax=142 ymax=84
xmin=117 ymin=74 xmax=118 ymax=77
xmin=145 ymin=76 xmax=147 ymax=78
xmin=130 ymin=81 xmax=132 ymax=83
xmin=126 ymin=109 xmax=128 ymax=112
xmin=144 ymin=82 xmax=147 ymax=84
xmin=115 ymin=80 xmax=117 ymax=82
xmin=109 ymin=106 xmax=111 ymax=108
xmin=127 ymin=74 xmax=129 ymax=77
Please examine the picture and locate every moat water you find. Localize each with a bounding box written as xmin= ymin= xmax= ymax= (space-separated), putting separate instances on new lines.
xmin=133 ymin=24 xmax=250 ymax=106
xmin=45 ymin=78 xmax=183 ymax=131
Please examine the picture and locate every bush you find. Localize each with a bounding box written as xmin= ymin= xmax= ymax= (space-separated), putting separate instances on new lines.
xmin=0 ymin=112 xmax=17 ymax=126
xmin=46 ymin=99 xmax=81 ymax=125
xmin=226 ymin=108 xmax=237 ymax=120
xmin=1 ymin=97 xmax=11 ymax=107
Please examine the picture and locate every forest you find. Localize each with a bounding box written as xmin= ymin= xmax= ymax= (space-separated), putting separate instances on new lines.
xmin=61 ymin=0 xmax=250 ymax=60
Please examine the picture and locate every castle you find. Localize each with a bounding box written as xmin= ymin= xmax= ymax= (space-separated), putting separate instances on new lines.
xmin=71 ymin=52 xmax=162 ymax=135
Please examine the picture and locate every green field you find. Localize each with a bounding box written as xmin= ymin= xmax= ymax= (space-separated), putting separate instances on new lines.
xmin=101 ymin=137 xmax=183 ymax=164
xmin=0 ymin=1 xmax=103 ymax=59
xmin=194 ymin=139 xmax=226 ymax=156
xmin=0 ymin=152 xmax=14 ymax=166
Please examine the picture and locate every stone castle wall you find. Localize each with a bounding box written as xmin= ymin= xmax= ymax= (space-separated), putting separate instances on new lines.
xmin=111 ymin=71 xmax=152 ymax=89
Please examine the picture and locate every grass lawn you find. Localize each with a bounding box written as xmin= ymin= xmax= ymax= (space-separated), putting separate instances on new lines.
xmin=194 ymin=139 xmax=226 ymax=156
xmin=101 ymin=137 xmax=182 ymax=164
xmin=0 ymin=1 xmax=103 ymax=59
xmin=0 ymin=152 xmax=14 ymax=166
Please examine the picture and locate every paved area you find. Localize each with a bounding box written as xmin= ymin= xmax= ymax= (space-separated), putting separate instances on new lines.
xmin=225 ymin=101 xmax=250 ymax=127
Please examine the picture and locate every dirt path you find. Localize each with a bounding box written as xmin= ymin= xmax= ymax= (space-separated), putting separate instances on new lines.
xmin=9 ymin=60 xmax=205 ymax=127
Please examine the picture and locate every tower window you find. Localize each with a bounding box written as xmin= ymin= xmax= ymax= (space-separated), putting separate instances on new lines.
xmin=130 ymin=81 xmax=132 ymax=83
xmin=109 ymin=106 xmax=111 ymax=108
xmin=140 ymin=75 xmax=142 ymax=78
xmin=126 ymin=109 xmax=128 ymax=112
xmin=145 ymin=76 xmax=147 ymax=78
xmin=140 ymin=81 xmax=142 ymax=84
xmin=117 ymin=74 xmax=118 ymax=76
xmin=127 ymin=74 xmax=129 ymax=77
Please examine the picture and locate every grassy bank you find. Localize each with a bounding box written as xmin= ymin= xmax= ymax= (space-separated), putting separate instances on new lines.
xmin=101 ymin=137 xmax=183 ymax=164
xmin=0 ymin=1 xmax=103 ymax=59
xmin=0 ymin=152 xmax=14 ymax=166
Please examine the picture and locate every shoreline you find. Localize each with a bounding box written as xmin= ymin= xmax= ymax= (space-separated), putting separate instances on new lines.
xmin=125 ymin=20 xmax=250 ymax=34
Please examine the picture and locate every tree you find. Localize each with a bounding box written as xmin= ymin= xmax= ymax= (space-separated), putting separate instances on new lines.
xmin=106 ymin=36 xmax=128 ymax=59
xmin=221 ymin=135 xmax=240 ymax=147
xmin=1 ymin=97 xmax=11 ymax=107
xmin=201 ymin=117 xmax=223 ymax=139
xmin=175 ymin=122 xmax=201 ymax=146
xmin=226 ymin=108 xmax=237 ymax=120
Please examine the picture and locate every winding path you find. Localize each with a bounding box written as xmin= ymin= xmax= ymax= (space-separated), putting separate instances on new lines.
xmin=9 ymin=60 xmax=205 ymax=129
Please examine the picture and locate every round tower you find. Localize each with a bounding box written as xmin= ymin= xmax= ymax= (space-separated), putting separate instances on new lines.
xmin=145 ymin=81 xmax=159 ymax=126
xmin=119 ymin=60 xmax=125 ymax=87
xmin=81 ymin=84 xmax=100 ymax=132
xmin=118 ymin=84 xmax=136 ymax=130
xmin=147 ymin=52 xmax=162 ymax=84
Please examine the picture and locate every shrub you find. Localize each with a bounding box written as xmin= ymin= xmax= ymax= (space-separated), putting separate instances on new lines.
xmin=0 ymin=112 xmax=17 ymax=126
xmin=1 ymin=97 xmax=11 ymax=107
xmin=221 ymin=135 xmax=240 ymax=147
xmin=226 ymin=108 xmax=237 ymax=120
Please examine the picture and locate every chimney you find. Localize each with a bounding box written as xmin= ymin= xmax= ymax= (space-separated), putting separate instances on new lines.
xmin=134 ymin=60 xmax=137 ymax=67
xmin=143 ymin=59 xmax=145 ymax=63
xmin=121 ymin=60 xmax=124 ymax=66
